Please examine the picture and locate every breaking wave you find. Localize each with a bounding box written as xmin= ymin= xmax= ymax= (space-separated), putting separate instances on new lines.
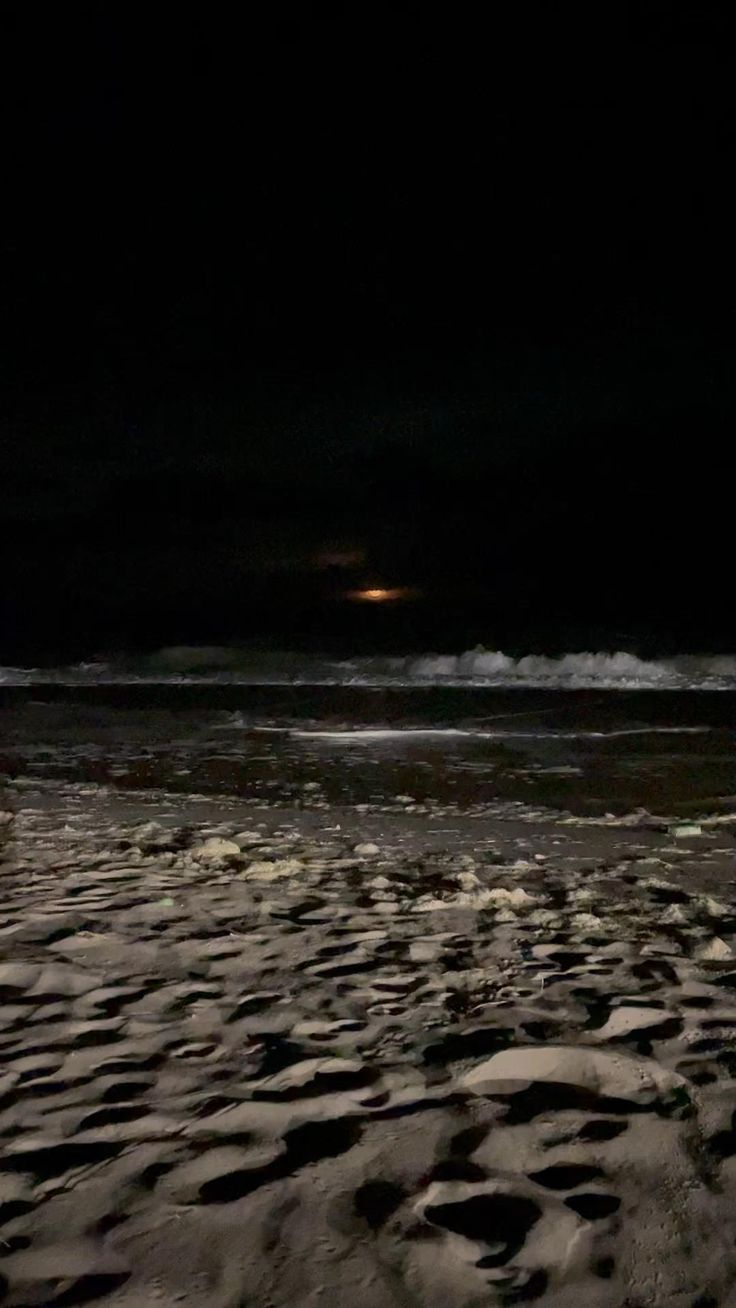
xmin=2 ymin=646 xmax=736 ymax=689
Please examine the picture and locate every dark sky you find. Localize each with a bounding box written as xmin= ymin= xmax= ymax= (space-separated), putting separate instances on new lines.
xmin=2 ymin=4 xmax=734 ymax=657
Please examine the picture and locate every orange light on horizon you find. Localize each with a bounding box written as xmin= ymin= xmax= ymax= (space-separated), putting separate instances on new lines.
xmin=346 ymin=586 xmax=418 ymax=603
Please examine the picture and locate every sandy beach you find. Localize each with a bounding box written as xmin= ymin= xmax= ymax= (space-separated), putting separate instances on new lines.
xmin=2 ymin=769 xmax=736 ymax=1306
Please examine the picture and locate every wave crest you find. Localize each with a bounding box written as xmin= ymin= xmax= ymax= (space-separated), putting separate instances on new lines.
xmin=2 ymin=646 xmax=736 ymax=689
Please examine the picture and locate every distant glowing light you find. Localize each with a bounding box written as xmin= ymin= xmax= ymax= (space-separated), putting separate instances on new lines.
xmin=346 ymin=586 xmax=417 ymax=603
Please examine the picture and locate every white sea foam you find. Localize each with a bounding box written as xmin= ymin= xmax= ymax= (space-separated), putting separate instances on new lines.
xmin=289 ymin=726 xmax=711 ymax=741
xmin=2 ymin=647 xmax=736 ymax=689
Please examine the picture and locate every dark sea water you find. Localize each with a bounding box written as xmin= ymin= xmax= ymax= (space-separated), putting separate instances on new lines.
xmin=1 ymin=682 xmax=734 ymax=820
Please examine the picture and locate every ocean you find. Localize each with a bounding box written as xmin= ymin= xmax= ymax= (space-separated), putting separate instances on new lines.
xmin=2 ymin=645 xmax=734 ymax=820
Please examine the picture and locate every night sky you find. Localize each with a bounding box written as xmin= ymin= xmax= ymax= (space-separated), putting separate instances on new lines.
xmin=2 ymin=5 xmax=734 ymax=660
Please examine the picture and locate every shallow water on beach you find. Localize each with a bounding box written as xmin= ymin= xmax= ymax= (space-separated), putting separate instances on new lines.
xmin=1 ymin=685 xmax=734 ymax=820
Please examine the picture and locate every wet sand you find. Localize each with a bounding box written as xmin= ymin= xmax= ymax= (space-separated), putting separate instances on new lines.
xmin=2 ymin=780 xmax=736 ymax=1305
